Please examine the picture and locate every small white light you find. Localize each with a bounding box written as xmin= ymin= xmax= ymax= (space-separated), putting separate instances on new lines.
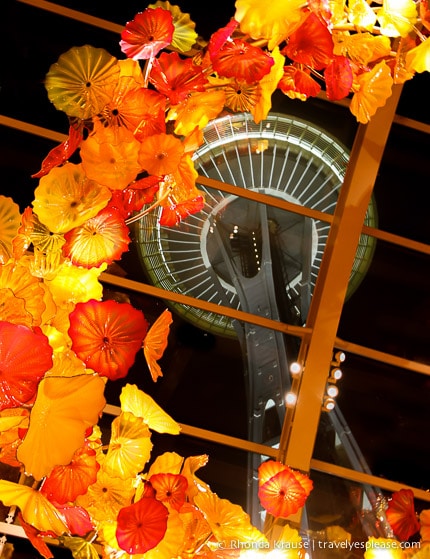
xmin=331 ymin=368 xmax=343 ymax=381
xmin=327 ymin=384 xmax=339 ymax=398
xmin=289 ymin=362 xmax=302 ymax=376
xmin=285 ymin=392 xmax=297 ymax=407
xmin=323 ymin=397 xmax=336 ymax=411
xmin=334 ymin=351 xmax=346 ymax=363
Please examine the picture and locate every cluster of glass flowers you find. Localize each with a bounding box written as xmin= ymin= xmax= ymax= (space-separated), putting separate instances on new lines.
xmin=0 ymin=0 xmax=429 ymax=557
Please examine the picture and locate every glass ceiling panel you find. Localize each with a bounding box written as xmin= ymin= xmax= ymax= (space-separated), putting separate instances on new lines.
xmin=338 ymin=240 xmax=430 ymax=363
xmin=314 ymin=353 xmax=430 ymax=491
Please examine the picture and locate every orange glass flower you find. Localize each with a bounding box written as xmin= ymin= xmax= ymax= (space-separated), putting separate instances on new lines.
xmin=63 ymin=207 xmax=130 ymax=269
xmin=80 ymin=128 xmax=141 ymax=190
xmin=41 ymin=445 xmax=100 ymax=504
xmin=68 ymin=299 xmax=148 ymax=380
xmin=0 ymin=321 xmax=53 ymax=411
xmin=143 ymin=309 xmax=173 ymax=382
xmin=350 ymin=60 xmax=394 ymax=124
xmin=173 ymin=90 xmax=226 ymax=137
xmin=149 ymin=51 xmax=208 ymax=105
xmin=0 ymin=195 xmax=21 ymax=264
xmin=386 ymin=489 xmax=420 ymax=541
xmin=18 ymin=513 xmax=57 ymax=559
xmin=16 ymin=374 xmax=106 ymax=481
xmin=120 ymin=7 xmax=175 ymax=60
xmin=158 ymin=156 xmax=204 ymax=226
xmin=194 ymin=490 xmax=264 ymax=544
xmin=120 ymin=88 xmax=167 ymax=141
xmin=45 ymin=45 xmax=120 ymax=120
xmin=116 ymin=496 xmax=168 ymax=554
xmin=138 ymin=133 xmax=184 ymax=176
xmin=150 ymin=473 xmax=188 ymax=511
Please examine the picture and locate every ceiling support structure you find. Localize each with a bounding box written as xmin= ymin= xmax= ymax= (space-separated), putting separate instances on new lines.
xmin=278 ymin=85 xmax=404 ymax=474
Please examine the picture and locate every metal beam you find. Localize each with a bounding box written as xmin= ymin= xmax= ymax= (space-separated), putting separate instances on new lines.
xmin=278 ymin=85 xmax=404 ymax=473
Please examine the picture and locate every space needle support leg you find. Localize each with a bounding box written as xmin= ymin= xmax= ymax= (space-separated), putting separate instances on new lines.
xmin=278 ymin=85 xmax=403 ymax=474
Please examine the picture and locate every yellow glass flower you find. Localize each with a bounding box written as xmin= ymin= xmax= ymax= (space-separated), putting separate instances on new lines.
xmin=406 ymin=37 xmax=430 ymax=74
xmin=33 ymin=163 xmax=112 ymax=234
xmin=61 ymin=537 xmax=100 ymax=559
xmin=44 ymin=260 xmax=105 ymax=309
xmin=77 ymin=469 xmax=135 ymax=523
xmin=251 ymin=46 xmax=285 ymax=124
xmin=16 ymin=374 xmax=106 ymax=481
xmin=234 ymin=0 xmax=307 ymax=49
xmin=146 ymin=451 xmax=184 ymax=478
xmin=149 ymin=1 xmax=198 ymax=53
xmin=0 ymin=480 xmax=68 ymax=535
xmin=45 ymin=45 xmax=120 ymax=120
xmin=194 ymin=490 xmax=266 ymax=544
xmin=364 ymin=537 xmax=405 ymax=558
xmin=0 ymin=195 xmax=21 ymax=264
xmin=0 ymin=261 xmax=45 ymax=327
xmin=222 ymin=79 xmax=260 ymax=113
xmin=350 ymin=61 xmax=394 ymax=124
xmin=0 ymin=287 xmax=32 ymax=327
xmin=46 ymin=348 xmax=90 ymax=378
xmin=103 ymin=411 xmax=153 ymax=480
xmin=120 ymin=384 xmax=181 ymax=434
xmin=377 ymin=0 xmax=418 ymax=37
xmin=275 ymin=524 xmax=303 ymax=559
xmin=348 ymin=0 xmax=377 ymax=30
xmin=63 ymin=207 xmax=130 ymax=269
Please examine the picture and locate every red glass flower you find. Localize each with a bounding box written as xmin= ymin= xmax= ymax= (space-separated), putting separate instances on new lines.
xmin=258 ymin=460 xmax=312 ymax=519
xmin=0 ymin=321 xmax=53 ymax=411
xmin=41 ymin=445 xmax=100 ymax=504
xmin=282 ymin=13 xmax=334 ymax=70
xmin=278 ymin=65 xmax=321 ymax=99
xmin=211 ymin=39 xmax=275 ymax=84
xmin=325 ymin=55 xmax=353 ymax=101
xmin=160 ymin=196 xmax=205 ymax=227
xmin=69 ymin=299 xmax=148 ymax=380
xmin=116 ymin=496 xmax=168 ymax=554
xmin=120 ymin=7 xmax=175 ymax=60
xmin=149 ymin=52 xmax=208 ymax=105
xmin=32 ymin=125 xmax=83 ymax=179
xmin=386 ymin=489 xmax=420 ymax=541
